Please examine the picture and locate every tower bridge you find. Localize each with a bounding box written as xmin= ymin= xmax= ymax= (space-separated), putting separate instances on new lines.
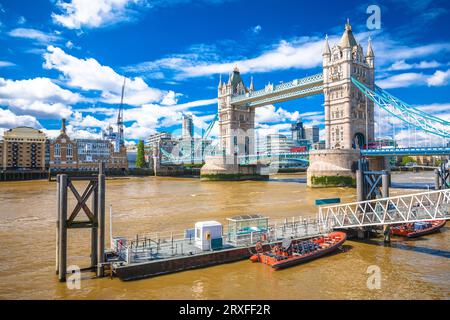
xmin=159 ymin=21 xmax=449 ymax=184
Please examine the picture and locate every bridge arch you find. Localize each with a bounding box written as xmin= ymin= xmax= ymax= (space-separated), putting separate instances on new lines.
xmin=353 ymin=132 xmax=365 ymax=149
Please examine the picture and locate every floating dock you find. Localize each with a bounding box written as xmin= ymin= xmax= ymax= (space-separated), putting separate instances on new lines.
xmin=108 ymin=215 xmax=329 ymax=281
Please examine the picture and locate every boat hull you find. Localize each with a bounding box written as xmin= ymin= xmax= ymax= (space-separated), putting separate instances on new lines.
xmin=392 ymin=220 xmax=446 ymax=238
xmin=253 ymin=231 xmax=346 ymax=270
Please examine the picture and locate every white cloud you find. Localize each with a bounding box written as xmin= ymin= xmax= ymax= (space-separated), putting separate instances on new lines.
xmin=256 ymin=123 xmax=291 ymax=139
xmin=75 ymin=115 xmax=107 ymax=127
xmin=0 ymin=108 xmax=41 ymax=129
xmin=52 ymin=0 xmax=147 ymax=29
xmin=386 ymin=60 xmax=441 ymax=71
xmin=427 ymin=69 xmax=450 ymax=87
xmin=0 ymin=61 xmax=15 ymax=68
xmin=256 ymin=105 xmax=297 ymax=124
xmin=125 ymin=24 xmax=450 ymax=84
xmin=377 ymin=72 xmax=428 ymax=89
xmin=160 ymin=90 xmax=180 ymax=106
xmin=251 ymin=25 xmax=262 ymax=34
xmin=377 ymin=68 xmax=450 ymax=89
xmin=43 ymin=45 xmax=166 ymax=105
xmin=0 ymin=77 xmax=80 ymax=119
xmin=125 ymin=35 xmax=339 ymax=80
xmin=8 ymin=28 xmax=61 ymax=44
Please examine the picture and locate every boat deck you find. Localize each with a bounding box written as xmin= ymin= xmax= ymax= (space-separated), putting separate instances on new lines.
xmin=108 ymin=217 xmax=328 ymax=280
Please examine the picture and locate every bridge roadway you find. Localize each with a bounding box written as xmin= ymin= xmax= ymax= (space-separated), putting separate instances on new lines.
xmin=160 ymin=147 xmax=450 ymax=165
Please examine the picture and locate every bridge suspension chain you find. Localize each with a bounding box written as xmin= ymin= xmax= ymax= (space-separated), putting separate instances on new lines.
xmin=352 ymin=77 xmax=450 ymax=140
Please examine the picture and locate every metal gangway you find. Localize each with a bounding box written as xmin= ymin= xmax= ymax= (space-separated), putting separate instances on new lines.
xmin=318 ymin=189 xmax=450 ymax=229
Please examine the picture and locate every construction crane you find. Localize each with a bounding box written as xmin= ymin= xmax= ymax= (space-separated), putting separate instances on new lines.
xmin=115 ymin=77 xmax=126 ymax=152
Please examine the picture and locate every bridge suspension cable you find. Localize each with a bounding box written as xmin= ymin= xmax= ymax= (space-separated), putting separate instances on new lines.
xmin=352 ymin=77 xmax=450 ymax=140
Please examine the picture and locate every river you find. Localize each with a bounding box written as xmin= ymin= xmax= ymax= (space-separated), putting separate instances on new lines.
xmin=0 ymin=171 xmax=448 ymax=299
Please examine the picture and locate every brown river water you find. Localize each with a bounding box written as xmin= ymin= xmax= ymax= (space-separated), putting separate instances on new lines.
xmin=0 ymin=172 xmax=448 ymax=300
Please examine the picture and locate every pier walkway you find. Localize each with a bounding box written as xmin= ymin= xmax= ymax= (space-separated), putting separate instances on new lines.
xmin=318 ymin=189 xmax=450 ymax=229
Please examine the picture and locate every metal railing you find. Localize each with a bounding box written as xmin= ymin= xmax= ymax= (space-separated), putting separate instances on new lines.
xmin=318 ymin=189 xmax=450 ymax=229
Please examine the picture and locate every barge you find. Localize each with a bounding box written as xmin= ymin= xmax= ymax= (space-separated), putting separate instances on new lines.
xmin=107 ymin=214 xmax=331 ymax=280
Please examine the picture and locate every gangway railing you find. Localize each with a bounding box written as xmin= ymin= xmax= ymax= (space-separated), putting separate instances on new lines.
xmin=318 ymin=189 xmax=450 ymax=229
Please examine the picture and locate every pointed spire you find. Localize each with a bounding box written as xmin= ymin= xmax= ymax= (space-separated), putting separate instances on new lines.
xmin=323 ymin=34 xmax=331 ymax=56
xmin=339 ymin=19 xmax=357 ymax=48
xmin=249 ymin=76 xmax=254 ymax=91
xmin=366 ymin=35 xmax=374 ymax=58
xmin=218 ymin=74 xmax=223 ymax=89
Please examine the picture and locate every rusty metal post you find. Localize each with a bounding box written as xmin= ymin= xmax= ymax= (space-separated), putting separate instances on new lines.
xmin=58 ymin=174 xmax=68 ymax=282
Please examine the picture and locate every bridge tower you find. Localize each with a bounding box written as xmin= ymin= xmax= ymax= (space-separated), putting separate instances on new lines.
xmin=217 ymin=67 xmax=256 ymax=159
xmin=201 ymin=68 xmax=265 ymax=180
xmin=307 ymin=21 xmax=377 ymax=187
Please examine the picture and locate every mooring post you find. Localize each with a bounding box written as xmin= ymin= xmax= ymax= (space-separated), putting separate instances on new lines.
xmin=434 ymin=168 xmax=441 ymax=190
xmin=58 ymin=174 xmax=68 ymax=282
xmin=356 ymin=166 xmax=364 ymax=202
xmin=55 ymin=174 xmax=60 ymax=275
xmin=91 ymin=180 xmax=98 ymax=269
xmin=382 ymin=171 xmax=391 ymax=243
xmin=97 ymin=162 xmax=106 ymax=277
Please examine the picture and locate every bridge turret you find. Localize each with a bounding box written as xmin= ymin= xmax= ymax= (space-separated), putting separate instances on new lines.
xmin=366 ymin=36 xmax=375 ymax=69
xmin=249 ymin=76 xmax=254 ymax=92
xmin=322 ymin=20 xmax=375 ymax=150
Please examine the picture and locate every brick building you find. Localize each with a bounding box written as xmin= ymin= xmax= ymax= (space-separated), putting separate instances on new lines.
xmin=49 ymin=119 xmax=78 ymax=170
xmin=1 ymin=127 xmax=46 ymax=170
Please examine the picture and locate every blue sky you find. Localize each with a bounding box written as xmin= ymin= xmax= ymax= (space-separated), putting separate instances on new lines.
xmin=0 ymin=0 xmax=449 ymax=146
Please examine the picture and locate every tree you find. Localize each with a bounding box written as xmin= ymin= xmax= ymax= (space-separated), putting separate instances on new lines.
xmin=401 ymin=156 xmax=416 ymax=166
xmin=136 ymin=140 xmax=146 ymax=168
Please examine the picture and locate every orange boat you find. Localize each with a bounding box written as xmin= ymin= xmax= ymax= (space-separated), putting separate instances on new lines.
xmin=391 ymin=220 xmax=446 ymax=238
xmin=250 ymin=231 xmax=346 ymax=269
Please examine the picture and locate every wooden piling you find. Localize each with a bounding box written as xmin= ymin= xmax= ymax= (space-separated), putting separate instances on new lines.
xmin=55 ymin=174 xmax=60 ymax=275
xmin=58 ymin=174 xmax=68 ymax=282
xmin=97 ymin=165 xmax=106 ymax=278
xmin=91 ymin=182 xmax=98 ymax=269
xmin=435 ymin=169 xmax=441 ymax=190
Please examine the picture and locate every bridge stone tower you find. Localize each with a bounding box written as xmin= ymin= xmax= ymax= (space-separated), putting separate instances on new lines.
xmin=307 ymin=21 xmax=376 ymax=187
xmin=201 ymin=67 xmax=265 ymax=180
xmin=217 ymin=67 xmax=256 ymax=159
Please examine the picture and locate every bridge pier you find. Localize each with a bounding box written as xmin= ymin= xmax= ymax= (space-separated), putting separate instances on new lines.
xmin=201 ymin=156 xmax=269 ymax=181
xmin=307 ymin=149 xmax=360 ymax=187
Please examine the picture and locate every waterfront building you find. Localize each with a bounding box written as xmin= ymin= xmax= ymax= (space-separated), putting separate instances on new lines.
xmin=291 ymin=119 xmax=305 ymax=142
xmin=182 ymin=114 xmax=194 ymax=140
xmin=305 ymin=125 xmax=320 ymax=144
xmin=263 ymin=134 xmax=295 ymax=154
xmin=409 ymin=155 xmax=449 ymax=166
xmin=49 ymin=119 xmax=78 ymax=170
xmin=1 ymin=127 xmax=46 ymax=171
xmin=147 ymin=132 xmax=173 ymax=147
xmin=76 ymin=139 xmax=111 ymax=170
xmin=47 ymin=119 xmax=128 ymax=171
xmin=373 ymin=137 xmax=397 ymax=148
